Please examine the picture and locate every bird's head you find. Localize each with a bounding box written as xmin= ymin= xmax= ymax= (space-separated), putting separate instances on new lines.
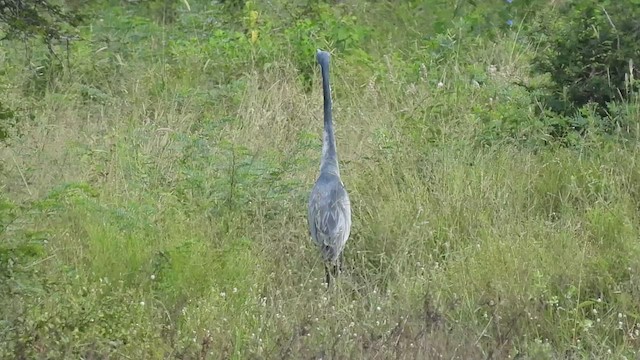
xmin=316 ymin=49 xmax=330 ymax=68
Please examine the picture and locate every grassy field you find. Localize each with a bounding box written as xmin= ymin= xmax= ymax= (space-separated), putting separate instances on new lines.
xmin=1 ymin=1 xmax=640 ymax=358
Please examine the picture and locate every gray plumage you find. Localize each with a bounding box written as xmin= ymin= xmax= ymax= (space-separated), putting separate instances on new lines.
xmin=308 ymin=49 xmax=352 ymax=285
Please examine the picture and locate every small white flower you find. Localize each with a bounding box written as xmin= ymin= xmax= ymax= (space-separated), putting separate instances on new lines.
xmin=150 ymin=274 xmax=156 ymax=280
xmin=140 ymin=301 xmax=145 ymax=306
xmin=437 ymin=81 xmax=444 ymax=88
xmin=220 ymin=292 xmax=226 ymax=298
xmin=233 ymin=287 xmax=238 ymax=293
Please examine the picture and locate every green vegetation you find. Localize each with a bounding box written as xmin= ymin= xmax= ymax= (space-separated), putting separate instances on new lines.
xmin=1 ymin=0 xmax=639 ymax=358
xmin=533 ymin=0 xmax=640 ymax=119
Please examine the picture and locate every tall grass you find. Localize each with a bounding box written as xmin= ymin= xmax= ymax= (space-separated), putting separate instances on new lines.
xmin=1 ymin=1 xmax=640 ymax=359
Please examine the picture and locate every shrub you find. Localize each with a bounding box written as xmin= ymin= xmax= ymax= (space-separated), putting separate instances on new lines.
xmin=282 ymin=2 xmax=371 ymax=90
xmin=533 ymin=0 xmax=640 ymax=116
xmin=0 ymin=0 xmax=82 ymax=48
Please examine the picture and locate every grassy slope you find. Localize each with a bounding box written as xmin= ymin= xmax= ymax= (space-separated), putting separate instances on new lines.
xmin=1 ymin=1 xmax=640 ymax=359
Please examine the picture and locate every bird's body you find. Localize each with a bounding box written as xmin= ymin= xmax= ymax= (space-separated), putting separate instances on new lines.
xmin=308 ymin=172 xmax=351 ymax=263
xmin=308 ymin=49 xmax=352 ymax=285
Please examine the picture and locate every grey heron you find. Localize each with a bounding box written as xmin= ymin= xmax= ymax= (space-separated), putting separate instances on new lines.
xmin=308 ymin=49 xmax=352 ymax=285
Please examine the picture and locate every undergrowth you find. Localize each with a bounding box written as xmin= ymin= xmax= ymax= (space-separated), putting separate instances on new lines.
xmin=1 ymin=0 xmax=639 ymax=359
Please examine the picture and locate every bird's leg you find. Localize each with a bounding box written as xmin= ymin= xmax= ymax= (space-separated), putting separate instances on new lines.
xmin=330 ymin=261 xmax=339 ymax=279
xmin=324 ymin=263 xmax=331 ymax=286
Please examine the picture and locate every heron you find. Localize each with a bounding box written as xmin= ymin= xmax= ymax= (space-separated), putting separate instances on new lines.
xmin=308 ymin=49 xmax=352 ymax=285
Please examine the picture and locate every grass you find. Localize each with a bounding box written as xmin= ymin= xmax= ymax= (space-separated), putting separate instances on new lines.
xmin=1 ymin=0 xmax=640 ymax=358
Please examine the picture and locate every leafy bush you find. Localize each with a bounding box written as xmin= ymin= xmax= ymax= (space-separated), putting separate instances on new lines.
xmin=533 ymin=0 xmax=640 ymax=116
xmin=282 ymin=2 xmax=371 ymax=90
xmin=0 ymin=0 xmax=82 ymax=47
xmin=448 ymin=0 xmax=531 ymax=37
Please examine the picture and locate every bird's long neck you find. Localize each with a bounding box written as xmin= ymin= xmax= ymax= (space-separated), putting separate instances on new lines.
xmin=319 ymin=59 xmax=339 ymax=176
